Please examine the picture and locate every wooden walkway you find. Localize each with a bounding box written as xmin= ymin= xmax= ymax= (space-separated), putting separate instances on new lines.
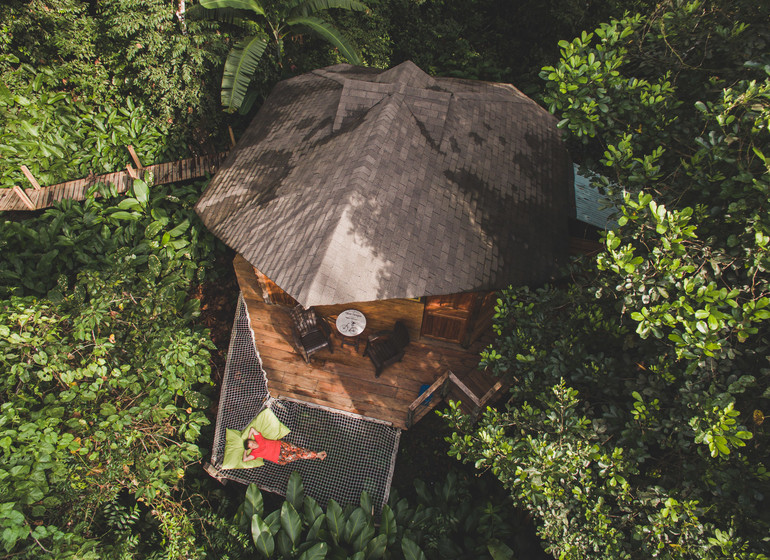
xmin=234 ymin=255 xmax=506 ymax=430
xmin=0 ymin=151 xmax=229 ymax=212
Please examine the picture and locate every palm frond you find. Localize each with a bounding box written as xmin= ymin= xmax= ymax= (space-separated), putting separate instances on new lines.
xmin=187 ymin=5 xmax=262 ymax=31
xmin=199 ymin=0 xmax=265 ymax=16
xmin=288 ymin=0 xmax=368 ymax=18
xmin=287 ymin=17 xmax=363 ymax=65
xmin=221 ymin=35 xmax=269 ymax=111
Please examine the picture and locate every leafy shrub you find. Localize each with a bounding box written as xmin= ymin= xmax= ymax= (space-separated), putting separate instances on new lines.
xmin=0 ymin=178 xmax=219 ymax=557
xmin=209 ymin=471 xmax=519 ymax=560
xmin=0 ymin=0 xmax=230 ymax=128
xmin=0 ymin=64 xmax=176 ymax=189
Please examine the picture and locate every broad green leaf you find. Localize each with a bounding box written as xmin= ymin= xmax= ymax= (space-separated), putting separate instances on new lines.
xmin=145 ymin=220 xmax=165 ymax=239
xmin=325 ymin=499 xmax=343 ymax=544
xmin=286 ymin=16 xmax=362 ymax=64
xmin=167 ymin=219 xmax=190 ymax=238
xmin=715 ymin=436 xmax=730 ymax=456
xmin=364 ymin=533 xmax=387 ymax=560
xmin=118 ymin=198 xmax=143 ymax=212
xmin=359 ymin=490 xmax=372 ymax=517
xmin=251 ymin=514 xmax=275 ymax=558
xmin=109 ymin=211 xmax=140 ymax=221
xmin=343 ymin=508 xmax=367 ymax=543
xmin=147 ymin=255 xmax=161 ymax=277
xmin=352 ymin=521 xmax=375 ymax=552
xmin=286 ymin=471 xmax=304 ymax=509
xmin=264 ymin=510 xmax=281 ymax=534
xmin=291 ymin=0 xmax=368 ymax=16
xmin=132 ymin=179 xmax=149 ymax=205
xmin=276 ymin=530 xmax=293 ymax=557
xmin=200 ymin=0 xmax=265 ymax=14
xmin=304 ymin=494 xmax=323 ymax=523
xmin=222 ymin=35 xmax=268 ymax=111
xmin=307 ymin=513 xmax=326 ymax=541
xmin=297 ymin=542 xmax=328 ymax=560
xmin=401 ymin=536 xmax=426 ymax=560
xmin=245 ymin=484 xmax=264 ymax=518
xmin=379 ymin=505 xmax=396 ymax=545
xmin=488 ymin=539 xmax=515 ymax=560
xmin=20 ymin=120 xmax=39 ymax=137
xmin=281 ymin=502 xmax=302 ymax=545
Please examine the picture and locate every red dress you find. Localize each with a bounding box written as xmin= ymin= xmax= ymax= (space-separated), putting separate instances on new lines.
xmin=247 ymin=432 xmax=281 ymax=463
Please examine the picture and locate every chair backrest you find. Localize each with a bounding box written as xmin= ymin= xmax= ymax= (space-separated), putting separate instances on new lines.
xmin=392 ymin=321 xmax=410 ymax=349
xmin=291 ymin=305 xmax=319 ymax=338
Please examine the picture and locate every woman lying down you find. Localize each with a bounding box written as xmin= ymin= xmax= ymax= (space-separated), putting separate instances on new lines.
xmin=242 ymin=427 xmax=327 ymax=465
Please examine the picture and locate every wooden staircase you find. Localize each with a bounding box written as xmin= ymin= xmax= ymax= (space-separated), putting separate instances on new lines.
xmin=405 ymin=368 xmax=510 ymax=428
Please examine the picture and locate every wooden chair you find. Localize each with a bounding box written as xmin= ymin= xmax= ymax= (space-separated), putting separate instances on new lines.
xmin=290 ymin=305 xmax=333 ymax=363
xmin=364 ymin=321 xmax=410 ymax=377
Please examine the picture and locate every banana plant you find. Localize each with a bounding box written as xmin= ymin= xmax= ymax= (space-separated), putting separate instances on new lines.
xmin=192 ymin=0 xmax=368 ymax=112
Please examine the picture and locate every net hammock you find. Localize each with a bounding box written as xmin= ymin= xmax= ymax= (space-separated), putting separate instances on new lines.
xmin=208 ymin=294 xmax=401 ymax=513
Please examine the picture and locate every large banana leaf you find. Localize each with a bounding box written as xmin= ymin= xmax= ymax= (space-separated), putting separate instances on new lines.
xmin=288 ymin=0 xmax=368 ymax=17
xmin=199 ymin=0 xmax=265 ymax=16
xmin=187 ymin=4 xmax=262 ymax=32
xmin=221 ymin=34 xmax=269 ymax=111
xmin=286 ymin=16 xmax=362 ymax=65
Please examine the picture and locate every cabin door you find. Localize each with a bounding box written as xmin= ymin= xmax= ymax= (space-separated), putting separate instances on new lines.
xmin=420 ymin=293 xmax=477 ymax=344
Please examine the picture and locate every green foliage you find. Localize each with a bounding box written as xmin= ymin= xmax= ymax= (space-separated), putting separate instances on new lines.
xmin=194 ymin=0 xmax=369 ymax=111
xmin=540 ymin=0 xmax=770 ymax=164
xmin=226 ymin=471 xmax=519 ymax=560
xmin=598 ymin=188 xmax=770 ymax=360
xmin=0 ymin=0 xmax=230 ymax=128
xmin=446 ymin=284 xmax=769 ymax=559
xmin=0 ymin=64 xmax=174 ymax=189
xmin=0 ymin=178 xmax=218 ymax=557
xmin=449 ymin=4 xmax=770 ymax=555
xmin=380 ymin=0 xmax=655 ymax=90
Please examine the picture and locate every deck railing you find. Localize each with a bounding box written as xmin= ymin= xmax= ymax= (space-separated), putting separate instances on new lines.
xmin=405 ymin=370 xmax=510 ymax=428
xmin=406 ymin=371 xmax=451 ymax=428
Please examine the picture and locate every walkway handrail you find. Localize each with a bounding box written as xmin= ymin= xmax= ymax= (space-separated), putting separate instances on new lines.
xmin=0 ymin=149 xmax=229 ymax=212
xmin=406 ymin=371 xmax=451 ymax=428
xmin=405 ymin=369 xmax=511 ymax=427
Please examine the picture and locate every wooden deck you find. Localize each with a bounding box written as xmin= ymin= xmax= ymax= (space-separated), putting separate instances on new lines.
xmin=234 ymin=256 xmax=504 ymax=429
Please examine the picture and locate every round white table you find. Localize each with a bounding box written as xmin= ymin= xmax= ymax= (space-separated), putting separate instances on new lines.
xmin=336 ymin=309 xmax=366 ymax=350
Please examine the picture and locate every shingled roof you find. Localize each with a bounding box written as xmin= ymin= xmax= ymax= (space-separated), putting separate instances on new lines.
xmin=195 ymin=61 xmax=573 ymax=307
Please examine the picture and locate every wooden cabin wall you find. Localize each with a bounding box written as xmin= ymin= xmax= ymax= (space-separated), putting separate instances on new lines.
xmin=466 ymin=291 xmax=497 ymax=346
xmin=234 ymin=254 xmax=425 ymax=340
xmin=234 ymin=254 xmax=494 ymax=346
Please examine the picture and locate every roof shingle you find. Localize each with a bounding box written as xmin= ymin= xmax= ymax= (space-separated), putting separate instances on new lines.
xmin=195 ymin=61 xmax=573 ymax=306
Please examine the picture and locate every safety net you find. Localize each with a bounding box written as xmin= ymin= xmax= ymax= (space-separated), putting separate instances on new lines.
xmin=208 ymin=294 xmax=401 ymax=513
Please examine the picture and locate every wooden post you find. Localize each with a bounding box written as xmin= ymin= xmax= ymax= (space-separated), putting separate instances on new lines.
xmin=20 ymin=165 xmax=41 ymax=190
xmin=13 ymin=186 xmax=36 ymax=210
xmin=126 ymin=164 xmax=138 ymax=179
xmin=228 ymin=126 xmax=236 ymax=148
xmin=127 ymin=145 xmax=143 ymax=169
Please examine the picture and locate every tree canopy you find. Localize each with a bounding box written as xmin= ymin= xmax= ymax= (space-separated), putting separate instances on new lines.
xmin=2 ymin=0 xmax=770 ymax=557
xmin=445 ymin=1 xmax=770 ymax=557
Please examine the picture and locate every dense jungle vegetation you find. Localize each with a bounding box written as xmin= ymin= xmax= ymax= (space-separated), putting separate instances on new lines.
xmin=0 ymin=0 xmax=768 ymax=558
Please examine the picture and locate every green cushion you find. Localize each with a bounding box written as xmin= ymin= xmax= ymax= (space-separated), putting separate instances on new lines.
xmin=222 ymin=429 xmax=253 ymax=469
xmin=220 ymin=408 xmax=290 ymax=470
